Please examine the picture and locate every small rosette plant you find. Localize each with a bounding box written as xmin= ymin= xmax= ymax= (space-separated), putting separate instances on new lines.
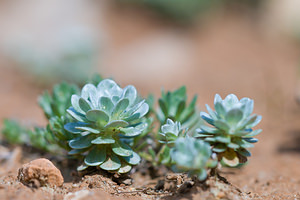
xmin=171 ymin=137 xmax=217 ymax=181
xmin=197 ymin=94 xmax=262 ymax=167
xmin=157 ymin=86 xmax=201 ymax=135
xmin=159 ymin=119 xmax=186 ymax=146
xmin=156 ymin=119 xmax=187 ymax=165
xmin=64 ymin=79 xmax=149 ymax=173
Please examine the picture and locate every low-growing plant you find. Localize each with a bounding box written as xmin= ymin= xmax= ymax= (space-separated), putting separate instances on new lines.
xmin=1 ymin=74 xmax=262 ymax=182
xmin=196 ymin=94 xmax=262 ymax=167
xmin=157 ymin=86 xmax=201 ymax=135
xmin=171 ymin=137 xmax=218 ymax=181
xmin=1 ymin=119 xmax=56 ymax=152
xmin=154 ymin=119 xmax=187 ymax=166
xmin=64 ymin=79 xmax=149 ymax=173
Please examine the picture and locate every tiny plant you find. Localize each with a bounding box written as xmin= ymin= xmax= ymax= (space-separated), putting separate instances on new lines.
xmin=171 ymin=137 xmax=218 ymax=181
xmin=64 ymin=79 xmax=149 ymax=173
xmin=197 ymin=94 xmax=262 ymax=167
xmin=156 ymin=119 xmax=187 ymax=166
xmin=157 ymin=86 xmax=201 ymax=134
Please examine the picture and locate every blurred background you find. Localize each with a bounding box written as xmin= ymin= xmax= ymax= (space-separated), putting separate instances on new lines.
xmin=1 ymin=0 xmax=300 ymax=123
xmin=1 ymin=0 xmax=300 ymax=195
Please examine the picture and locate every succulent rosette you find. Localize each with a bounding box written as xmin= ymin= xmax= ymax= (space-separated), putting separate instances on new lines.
xmin=64 ymin=79 xmax=149 ymax=173
xmin=171 ymin=137 xmax=217 ymax=181
xmin=197 ymin=94 xmax=262 ymax=167
xmin=159 ymin=119 xmax=186 ymax=146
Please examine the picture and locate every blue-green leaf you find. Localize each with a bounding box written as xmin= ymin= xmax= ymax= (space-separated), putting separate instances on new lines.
xmin=112 ymin=98 xmax=129 ymax=118
xmin=105 ymin=120 xmax=129 ymax=129
xmin=79 ymin=98 xmax=91 ymax=113
xmin=112 ymin=141 xmax=133 ymax=157
xmin=118 ymin=164 xmax=132 ymax=174
xmin=67 ymin=107 xmax=87 ymax=122
xmin=100 ymin=154 xmax=121 ymax=171
xmin=69 ymin=134 xmax=93 ymax=149
xmin=120 ymin=127 xmax=142 ymax=137
xmin=123 ymin=152 xmax=141 ymax=165
xmin=99 ymin=97 xmax=114 ymax=114
xmin=122 ymin=86 xmax=137 ymax=105
xmin=64 ymin=122 xmax=89 ymax=134
xmin=84 ymin=146 xmax=106 ymax=166
xmin=86 ymin=110 xmax=109 ymax=123
xmin=225 ymin=109 xmax=243 ymax=125
xmin=91 ymin=136 xmax=115 ymax=144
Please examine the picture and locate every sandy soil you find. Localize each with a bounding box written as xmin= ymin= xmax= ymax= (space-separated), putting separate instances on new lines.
xmin=1 ymin=2 xmax=300 ymax=199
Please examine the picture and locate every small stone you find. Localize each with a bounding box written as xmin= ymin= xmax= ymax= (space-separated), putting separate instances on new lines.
xmin=18 ymin=158 xmax=64 ymax=187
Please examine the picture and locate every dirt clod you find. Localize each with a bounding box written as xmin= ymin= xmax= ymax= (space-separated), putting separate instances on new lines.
xmin=17 ymin=158 xmax=64 ymax=187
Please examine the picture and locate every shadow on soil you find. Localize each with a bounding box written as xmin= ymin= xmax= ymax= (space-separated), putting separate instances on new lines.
xmin=277 ymin=130 xmax=300 ymax=153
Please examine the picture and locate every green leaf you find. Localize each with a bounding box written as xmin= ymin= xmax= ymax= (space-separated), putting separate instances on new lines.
xmin=214 ymin=102 xmax=226 ymax=118
xmin=69 ymin=134 xmax=93 ymax=149
xmin=81 ymin=84 xmax=98 ymax=108
xmin=68 ymin=148 xmax=88 ymax=155
xmin=79 ymin=98 xmax=92 ymax=113
xmin=84 ymin=146 xmax=106 ymax=166
xmin=71 ymin=95 xmax=85 ymax=114
xmin=76 ymin=126 xmax=100 ymax=134
xmin=122 ymin=85 xmax=137 ymax=105
xmin=64 ymin=122 xmax=88 ymax=134
xmin=237 ymin=148 xmax=251 ymax=157
xmin=227 ymin=143 xmax=239 ymax=149
xmin=120 ymin=127 xmax=142 ymax=137
xmin=112 ymin=98 xmax=129 ymax=118
xmin=214 ymin=120 xmax=230 ymax=132
xmin=212 ymin=144 xmax=227 ymax=152
xmin=158 ymin=99 xmax=168 ymax=118
xmin=199 ymin=125 xmax=219 ymax=134
xmin=100 ymin=154 xmax=121 ymax=171
xmin=99 ymin=97 xmax=114 ymax=114
xmin=123 ymin=152 xmax=141 ymax=165
xmin=118 ymin=164 xmax=132 ymax=174
xmin=205 ymin=104 xmax=218 ymax=120
xmin=112 ymin=141 xmax=133 ymax=157
xmin=225 ymin=109 xmax=243 ymax=125
xmin=91 ymin=136 xmax=115 ymax=144
xmin=244 ymin=129 xmax=262 ymax=137
xmin=215 ymin=136 xmax=230 ymax=143
xmin=197 ymin=170 xmax=208 ymax=181
xmin=67 ymin=107 xmax=87 ymax=122
xmin=104 ymin=120 xmax=129 ymax=128
xmin=175 ymin=100 xmax=185 ymax=119
xmin=200 ymin=112 xmax=214 ymax=126
xmin=179 ymin=95 xmax=197 ymax=123
xmin=86 ymin=110 xmax=109 ymax=123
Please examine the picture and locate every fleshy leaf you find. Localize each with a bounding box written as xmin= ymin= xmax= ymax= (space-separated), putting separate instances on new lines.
xmin=120 ymin=127 xmax=142 ymax=137
xmin=100 ymin=154 xmax=121 ymax=171
xmin=99 ymin=97 xmax=114 ymax=114
xmin=79 ymin=98 xmax=92 ymax=113
xmin=123 ymin=152 xmax=141 ymax=165
xmin=118 ymin=164 xmax=132 ymax=174
xmin=112 ymin=141 xmax=133 ymax=157
xmin=104 ymin=120 xmax=129 ymax=129
xmin=84 ymin=146 xmax=106 ymax=166
xmin=69 ymin=134 xmax=93 ymax=149
xmin=86 ymin=110 xmax=109 ymax=123
xmin=91 ymin=136 xmax=115 ymax=144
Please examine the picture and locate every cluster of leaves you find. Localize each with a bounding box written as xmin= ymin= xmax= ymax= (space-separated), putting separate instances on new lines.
xmin=1 ymin=74 xmax=262 ymax=181
xmin=196 ymin=94 xmax=262 ymax=167
xmin=1 ymin=75 xmax=103 ymax=154
xmin=140 ymin=86 xmax=202 ymax=167
xmin=64 ymin=79 xmax=149 ymax=173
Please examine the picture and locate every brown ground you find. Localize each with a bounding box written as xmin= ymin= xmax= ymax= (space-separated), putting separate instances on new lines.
xmin=1 ymin=2 xmax=300 ymax=199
